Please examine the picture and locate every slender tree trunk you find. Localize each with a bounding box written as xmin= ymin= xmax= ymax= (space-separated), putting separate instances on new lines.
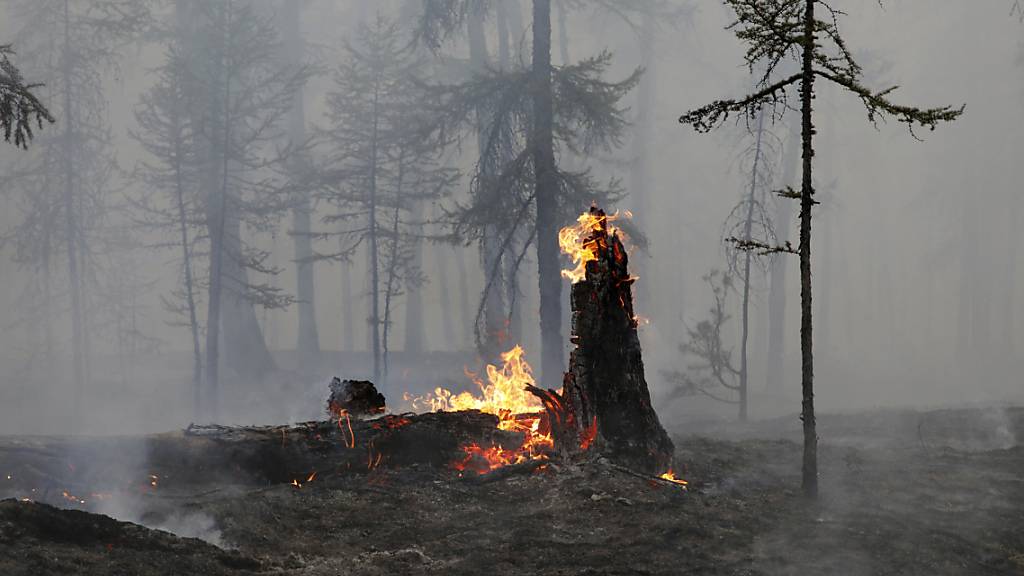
xmin=454 ymin=245 xmax=472 ymax=349
xmin=556 ymin=0 xmax=570 ymax=65
xmin=174 ymin=121 xmax=202 ymax=416
xmin=435 ymin=243 xmax=457 ymax=348
xmin=739 ymin=109 xmax=766 ymax=423
xmin=532 ymin=0 xmax=564 ymax=388
xmin=381 ymin=151 xmax=406 ymax=388
xmin=204 ymin=0 xmax=234 ymax=421
xmin=340 ymin=255 xmax=354 ymax=351
xmin=404 ymin=200 xmax=425 ymax=355
xmin=798 ymin=0 xmax=818 ymax=499
xmin=767 ymin=118 xmax=798 ymax=396
xmin=282 ymin=1 xmax=320 ymax=362
xmin=368 ymin=79 xmax=382 ymax=385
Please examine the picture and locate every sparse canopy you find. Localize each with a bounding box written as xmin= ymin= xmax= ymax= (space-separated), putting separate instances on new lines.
xmin=679 ymin=0 xmax=963 ymax=499
xmin=0 ymin=45 xmax=53 ymax=148
xmin=680 ymin=0 xmax=964 ymax=137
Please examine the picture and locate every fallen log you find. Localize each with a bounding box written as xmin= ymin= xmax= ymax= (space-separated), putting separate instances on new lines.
xmin=0 ymin=411 xmax=522 ymax=500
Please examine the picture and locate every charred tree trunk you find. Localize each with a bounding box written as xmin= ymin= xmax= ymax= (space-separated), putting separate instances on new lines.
xmin=535 ymin=208 xmax=674 ymax=475
xmin=798 ymin=0 xmax=818 ymax=499
xmin=0 ymin=412 xmax=520 ymax=494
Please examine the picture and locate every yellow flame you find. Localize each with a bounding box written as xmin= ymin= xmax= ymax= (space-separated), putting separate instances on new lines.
xmin=409 ymin=345 xmax=554 ymax=473
xmin=659 ymin=470 xmax=689 ymax=488
xmin=558 ymin=211 xmax=620 ymax=283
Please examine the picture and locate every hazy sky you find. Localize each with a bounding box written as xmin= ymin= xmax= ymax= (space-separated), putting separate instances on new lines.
xmin=0 ymin=0 xmax=1021 ymax=434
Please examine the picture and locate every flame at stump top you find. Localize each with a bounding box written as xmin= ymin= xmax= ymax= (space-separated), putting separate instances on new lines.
xmin=557 ymin=206 xmax=675 ymax=474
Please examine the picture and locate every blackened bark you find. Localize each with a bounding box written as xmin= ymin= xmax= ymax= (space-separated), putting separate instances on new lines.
xmin=557 ymin=208 xmax=674 ymax=475
xmin=532 ymin=0 xmax=564 ymax=389
xmin=799 ymin=0 xmax=818 ymax=499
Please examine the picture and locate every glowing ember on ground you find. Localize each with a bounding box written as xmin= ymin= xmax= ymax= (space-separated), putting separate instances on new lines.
xmin=408 ymin=345 xmax=556 ymax=474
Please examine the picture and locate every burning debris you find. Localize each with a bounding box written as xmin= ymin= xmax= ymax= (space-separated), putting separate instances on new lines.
xmin=410 ymin=206 xmax=678 ymax=479
xmin=327 ymin=378 xmax=386 ymax=419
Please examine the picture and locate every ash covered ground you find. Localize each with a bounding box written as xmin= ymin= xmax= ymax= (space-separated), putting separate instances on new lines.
xmin=1 ymin=406 xmax=1022 ymax=576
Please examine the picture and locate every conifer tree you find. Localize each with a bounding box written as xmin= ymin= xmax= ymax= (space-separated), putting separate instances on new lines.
xmin=0 ymin=44 xmax=53 ymax=148
xmin=316 ymin=15 xmax=455 ymax=389
xmin=680 ymin=0 xmax=963 ymax=498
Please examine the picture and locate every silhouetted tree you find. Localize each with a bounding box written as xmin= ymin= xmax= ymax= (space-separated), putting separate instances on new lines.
xmin=4 ymin=0 xmax=150 ymax=406
xmin=128 ymin=35 xmax=205 ymax=413
xmin=174 ymin=0 xmax=310 ymax=417
xmin=315 ymin=15 xmax=455 ymax=389
xmin=680 ymin=0 xmax=963 ymax=498
xmin=0 ymin=44 xmax=53 ymax=148
xmin=664 ymin=270 xmax=744 ymax=409
xmin=722 ymin=107 xmax=778 ymax=421
xmin=419 ymin=0 xmax=641 ymax=386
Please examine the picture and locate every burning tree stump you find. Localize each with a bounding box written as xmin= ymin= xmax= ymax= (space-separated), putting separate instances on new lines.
xmin=533 ymin=207 xmax=674 ymax=474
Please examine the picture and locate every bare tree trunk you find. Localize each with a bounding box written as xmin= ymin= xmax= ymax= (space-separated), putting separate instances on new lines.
xmin=61 ymin=0 xmax=85 ymax=409
xmin=368 ymin=78 xmax=382 ymax=385
xmin=173 ymin=120 xmax=202 ymax=416
xmin=739 ymin=109 xmax=766 ymax=423
xmin=381 ymin=151 xmax=406 ymax=389
xmin=532 ymin=0 xmax=564 ymax=388
xmin=555 ymin=0 xmax=570 ymax=65
xmin=454 ymin=246 xmax=472 ymax=349
xmin=798 ymin=0 xmax=818 ymax=499
xmin=766 ymin=118 xmax=798 ymax=396
xmin=220 ymin=212 xmax=276 ymax=379
xmin=281 ymin=1 xmax=319 ymax=363
xmin=435 ymin=244 xmax=457 ymax=348
xmin=340 ymin=256 xmax=355 ymax=351
xmin=404 ymin=202 xmax=425 ymax=355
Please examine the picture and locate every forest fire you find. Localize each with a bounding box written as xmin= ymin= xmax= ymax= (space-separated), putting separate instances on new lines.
xmin=558 ymin=210 xmax=621 ymax=283
xmin=408 ymin=345 xmax=556 ymax=474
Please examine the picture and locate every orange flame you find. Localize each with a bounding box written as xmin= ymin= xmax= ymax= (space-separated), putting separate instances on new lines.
xmin=559 ymin=211 xmax=621 ymax=283
xmin=659 ymin=469 xmax=689 ymax=488
xmin=338 ymin=411 xmax=356 ymax=448
xmin=579 ymin=416 xmax=598 ymax=451
xmin=409 ymin=345 xmax=554 ymax=474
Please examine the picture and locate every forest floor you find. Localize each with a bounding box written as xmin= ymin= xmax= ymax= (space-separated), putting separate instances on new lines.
xmin=1 ymin=405 xmax=1022 ymax=576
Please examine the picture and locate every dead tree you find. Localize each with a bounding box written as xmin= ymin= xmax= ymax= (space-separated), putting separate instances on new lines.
xmin=530 ymin=207 xmax=674 ymax=474
xmin=680 ymin=0 xmax=963 ymax=498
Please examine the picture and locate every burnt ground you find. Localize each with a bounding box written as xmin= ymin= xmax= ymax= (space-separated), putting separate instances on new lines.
xmin=1 ymin=406 xmax=1023 ymax=576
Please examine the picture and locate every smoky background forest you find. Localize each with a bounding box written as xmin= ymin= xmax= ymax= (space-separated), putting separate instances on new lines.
xmin=0 ymin=0 xmax=1018 ymax=437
